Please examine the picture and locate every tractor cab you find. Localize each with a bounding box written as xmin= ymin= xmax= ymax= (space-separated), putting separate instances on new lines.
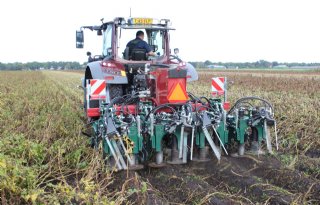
xmin=76 ymin=17 xmax=198 ymax=113
xmin=76 ymin=17 xmax=177 ymax=64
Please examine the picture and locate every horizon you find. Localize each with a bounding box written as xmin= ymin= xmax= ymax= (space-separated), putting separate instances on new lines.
xmin=1 ymin=60 xmax=320 ymax=64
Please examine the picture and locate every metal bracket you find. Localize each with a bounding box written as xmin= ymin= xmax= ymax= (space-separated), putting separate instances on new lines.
xmin=105 ymin=136 xmax=123 ymax=170
xmin=179 ymin=125 xmax=185 ymax=158
xmin=202 ymin=126 xmax=221 ymax=161
xmin=190 ymin=126 xmax=195 ymax=160
xmin=212 ymin=125 xmax=228 ymax=155
xmin=264 ymin=120 xmax=273 ymax=153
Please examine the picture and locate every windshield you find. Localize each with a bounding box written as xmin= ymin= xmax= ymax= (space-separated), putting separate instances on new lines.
xmin=117 ymin=28 xmax=165 ymax=59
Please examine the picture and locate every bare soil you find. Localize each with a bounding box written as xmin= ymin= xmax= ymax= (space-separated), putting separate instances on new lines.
xmin=108 ymin=154 xmax=320 ymax=204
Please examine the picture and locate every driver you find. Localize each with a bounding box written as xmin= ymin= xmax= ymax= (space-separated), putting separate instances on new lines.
xmin=126 ymin=30 xmax=155 ymax=57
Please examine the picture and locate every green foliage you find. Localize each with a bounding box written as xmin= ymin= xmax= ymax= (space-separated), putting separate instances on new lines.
xmin=0 ymin=134 xmax=46 ymax=165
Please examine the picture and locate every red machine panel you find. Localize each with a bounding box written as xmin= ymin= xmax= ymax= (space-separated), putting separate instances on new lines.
xmin=152 ymin=68 xmax=188 ymax=105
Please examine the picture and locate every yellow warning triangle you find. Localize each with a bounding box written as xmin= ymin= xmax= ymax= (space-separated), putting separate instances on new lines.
xmin=168 ymin=83 xmax=188 ymax=101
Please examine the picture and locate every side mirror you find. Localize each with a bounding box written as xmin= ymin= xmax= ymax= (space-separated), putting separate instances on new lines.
xmin=76 ymin=30 xmax=84 ymax=48
xmin=97 ymin=30 xmax=102 ymax=36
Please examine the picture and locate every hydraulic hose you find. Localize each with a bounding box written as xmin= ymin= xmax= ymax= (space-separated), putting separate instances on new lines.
xmin=228 ymin=96 xmax=274 ymax=115
xmin=145 ymin=104 xmax=178 ymax=121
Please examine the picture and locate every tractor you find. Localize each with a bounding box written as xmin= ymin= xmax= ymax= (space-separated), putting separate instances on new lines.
xmin=76 ymin=17 xmax=277 ymax=170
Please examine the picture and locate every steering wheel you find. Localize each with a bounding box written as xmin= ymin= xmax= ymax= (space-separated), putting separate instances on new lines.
xmin=169 ymin=55 xmax=182 ymax=62
xmin=150 ymin=45 xmax=158 ymax=52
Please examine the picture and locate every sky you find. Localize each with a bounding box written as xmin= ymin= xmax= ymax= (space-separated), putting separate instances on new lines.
xmin=0 ymin=0 xmax=320 ymax=63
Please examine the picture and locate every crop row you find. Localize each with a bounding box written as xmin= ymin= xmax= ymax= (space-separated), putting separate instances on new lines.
xmin=0 ymin=71 xmax=131 ymax=204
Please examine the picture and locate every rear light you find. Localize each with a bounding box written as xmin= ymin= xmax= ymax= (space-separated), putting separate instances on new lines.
xmin=100 ymin=61 xmax=125 ymax=76
xmin=101 ymin=61 xmax=116 ymax=68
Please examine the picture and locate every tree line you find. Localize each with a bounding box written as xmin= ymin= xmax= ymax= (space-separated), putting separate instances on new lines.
xmin=0 ymin=61 xmax=83 ymax=70
xmin=189 ymin=60 xmax=320 ymax=69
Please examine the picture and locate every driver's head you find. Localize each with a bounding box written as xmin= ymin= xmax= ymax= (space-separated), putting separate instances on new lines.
xmin=136 ymin=30 xmax=144 ymax=40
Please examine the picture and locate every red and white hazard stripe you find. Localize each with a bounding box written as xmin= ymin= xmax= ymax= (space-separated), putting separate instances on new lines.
xmin=90 ymin=79 xmax=106 ymax=98
xmin=211 ymin=77 xmax=226 ymax=96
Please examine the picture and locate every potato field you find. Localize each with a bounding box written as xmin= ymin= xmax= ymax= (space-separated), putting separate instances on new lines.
xmin=0 ymin=70 xmax=319 ymax=204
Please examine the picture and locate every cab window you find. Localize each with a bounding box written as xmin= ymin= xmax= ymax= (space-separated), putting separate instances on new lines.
xmin=117 ymin=28 xmax=165 ymax=59
xmin=117 ymin=28 xmax=146 ymax=59
xmin=148 ymin=30 xmax=164 ymax=56
xmin=102 ymin=25 xmax=112 ymax=56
